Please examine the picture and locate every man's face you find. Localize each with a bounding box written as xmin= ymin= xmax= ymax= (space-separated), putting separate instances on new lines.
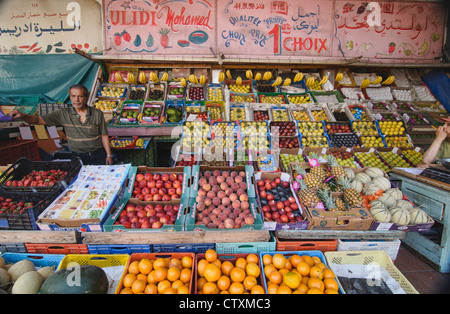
xmin=69 ymin=88 xmax=88 ymax=110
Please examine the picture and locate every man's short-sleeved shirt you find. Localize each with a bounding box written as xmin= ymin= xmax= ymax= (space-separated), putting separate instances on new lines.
xmin=42 ymin=106 xmax=107 ymax=153
xmin=436 ymin=139 xmax=450 ymax=161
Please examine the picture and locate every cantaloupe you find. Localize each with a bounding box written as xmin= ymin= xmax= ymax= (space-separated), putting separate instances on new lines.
xmin=365 ymin=167 xmax=386 ymax=178
xmin=363 ymin=183 xmax=382 ymax=196
xmin=390 ymin=207 xmax=411 ymax=225
xmin=355 ymin=172 xmax=371 ymax=184
xmin=344 ymin=168 xmax=356 ymax=181
xmin=0 ymin=256 xmax=4 ymax=268
xmin=370 ymin=206 xmax=392 ymax=223
xmin=396 ymin=200 xmax=414 ymax=211
xmin=384 ymin=188 xmax=403 ymax=201
xmin=37 ymin=267 xmax=55 ymax=280
xmin=12 ymin=271 xmax=44 ymax=294
xmin=0 ymin=268 xmax=10 ymax=288
xmin=371 ymin=177 xmax=391 ymax=191
xmin=409 ymin=208 xmax=429 ymax=225
xmin=370 ymin=200 xmax=386 ymax=210
xmin=350 ymin=179 xmax=363 ymax=193
xmin=378 ymin=194 xmax=397 ymax=209
xmin=7 ymin=259 xmax=35 ymax=282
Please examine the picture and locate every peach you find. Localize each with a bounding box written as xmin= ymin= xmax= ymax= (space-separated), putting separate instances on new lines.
xmin=198 ymin=188 xmax=207 ymax=196
xmin=217 ymin=191 xmax=226 ymax=199
xmin=217 ymin=176 xmax=225 ymax=184
xmin=234 ymin=176 xmax=243 ymax=184
xmin=239 ymin=182 xmax=247 ymax=190
xmin=223 ymin=208 xmax=232 ymax=216
xmin=203 ymin=184 xmax=211 ymax=192
xmin=226 ymin=177 xmax=234 ymax=186
xmin=241 ymin=201 xmax=249 ymax=210
xmin=212 ymin=197 xmax=221 ymax=206
xmin=218 ymin=222 xmax=225 ymax=229
xmin=232 ymin=200 xmax=241 ymax=210
xmin=233 ymin=209 xmax=241 ymax=216
xmin=213 ymin=218 xmax=223 ymax=226
xmin=222 ymin=171 xmax=229 ymax=178
xmin=196 ymin=213 xmax=205 ymax=221
xmin=207 ymin=191 xmax=216 ymax=199
xmin=213 ymin=170 xmax=221 ymax=177
xmin=224 ymin=219 xmax=234 ymax=229
xmin=235 ymin=217 xmax=243 ymax=225
xmin=240 ymin=194 xmax=249 ymax=202
xmin=218 ymin=204 xmax=225 ymax=211
xmin=204 ymin=171 xmax=212 ymax=178
xmin=244 ymin=215 xmax=255 ymax=225
xmin=239 ymin=171 xmax=246 ymax=178
xmin=228 ymin=213 xmax=237 ymax=220
xmin=207 ymin=223 xmax=217 ymax=229
xmin=225 ymin=188 xmax=233 ymax=196
xmin=212 ymin=207 xmax=221 ymax=215
xmin=231 ymin=183 xmax=239 ymax=192
xmin=229 ymin=193 xmax=238 ymax=202
xmin=208 ymin=213 xmax=217 ymax=221
xmin=220 ymin=182 xmax=228 ymax=191
xmin=209 ymin=177 xmax=217 ymax=186
xmin=218 ymin=213 xmax=228 ymax=221
xmin=197 ymin=202 xmax=205 ymax=211
xmin=199 ymin=178 xmax=207 ymax=187
xmin=222 ymin=197 xmax=231 ymax=206
xmin=204 ymin=198 xmax=212 ymax=206
xmin=196 ymin=195 xmax=205 ymax=203
xmin=212 ymin=185 xmax=220 ymax=194
xmin=203 ymin=209 xmax=211 ymax=216
xmin=202 ymin=217 xmax=211 ymax=225
xmin=230 ymin=171 xmax=238 ymax=178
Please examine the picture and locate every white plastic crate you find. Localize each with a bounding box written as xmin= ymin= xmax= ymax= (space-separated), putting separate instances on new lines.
xmin=337 ymin=239 xmax=401 ymax=261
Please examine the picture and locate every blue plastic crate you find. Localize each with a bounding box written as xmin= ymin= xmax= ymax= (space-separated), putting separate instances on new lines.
xmin=1 ymin=252 xmax=65 ymax=269
xmin=152 ymin=243 xmax=214 ymax=254
xmin=87 ymin=244 xmax=151 ymax=255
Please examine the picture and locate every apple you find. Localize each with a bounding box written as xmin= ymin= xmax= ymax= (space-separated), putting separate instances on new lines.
xmin=133 ymin=187 xmax=141 ymax=195
xmin=173 ymin=180 xmax=181 ymax=188
xmin=156 ymin=180 xmax=164 ymax=189
xmin=141 ymin=187 xmax=150 ymax=195
xmin=138 ymin=180 xmax=147 ymax=188
xmin=168 ymin=187 xmax=176 ymax=195
xmin=153 ymin=194 xmax=162 ymax=201
xmin=152 ymin=221 xmax=163 ymax=229
xmin=153 ymin=173 xmax=161 ymax=181
xmin=178 ymin=174 xmax=184 ymax=182
xmin=170 ymin=173 xmax=178 ymax=182
xmin=136 ymin=173 xmax=145 ymax=182
xmin=147 ymin=180 xmax=156 ymax=188
xmin=141 ymin=221 xmax=152 ymax=229
xmin=144 ymin=204 xmax=154 ymax=212
xmin=162 ymin=194 xmax=171 ymax=201
xmin=144 ymin=194 xmax=153 ymax=201
xmin=161 ymin=173 xmax=170 ymax=182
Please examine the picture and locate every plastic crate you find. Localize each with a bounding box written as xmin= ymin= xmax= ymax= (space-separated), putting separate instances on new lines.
xmin=216 ymin=233 xmax=276 ymax=254
xmin=337 ymin=239 xmax=402 ymax=262
xmin=87 ymin=244 xmax=151 ymax=255
xmin=152 ymin=243 xmax=214 ymax=254
xmin=0 ymin=157 xmax=82 ymax=192
xmin=116 ymin=252 xmax=196 ymax=294
xmin=0 ymin=186 xmax=64 ymax=230
xmin=0 ymin=243 xmax=27 ymax=254
xmin=1 ymin=252 xmax=65 ymax=269
xmin=275 ymin=237 xmax=338 ymax=252
xmin=324 ymin=250 xmax=419 ymax=294
xmin=25 ymin=243 xmax=89 ymax=255
xmin=0 ymin=140 xmax=40 ymax=166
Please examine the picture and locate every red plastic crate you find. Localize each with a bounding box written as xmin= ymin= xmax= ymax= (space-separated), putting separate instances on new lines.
xmin=275 ymin=237 xmax=338 ymax=252
xmin=25 ymin=243 xmax=89 ymax=255
xmin=0 ymin=140 xmax=40 ymax=165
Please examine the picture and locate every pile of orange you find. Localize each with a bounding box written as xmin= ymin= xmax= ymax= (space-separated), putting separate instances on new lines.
xmin=196 ymin=249 xmax=265 ymax=294
xmin=262 ymin=253 xmax=339 ymax=294
xmin=119 ymin=255 xmax=193 ymax=294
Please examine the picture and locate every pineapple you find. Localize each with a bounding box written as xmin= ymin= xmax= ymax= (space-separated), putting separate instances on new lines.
xmin=338 ymin=177 xmax=364 ymax=208
xmin=317 ymin=188 xmax=338 ymax=211
xmin=308 ymin=152 xmax=326 ymax=182
xmin=334 ymin=196 xmax=347 ymax=211
xmin=293 ymin=165 xmax=321 ymax=189
xmin=296 ymin=178 xmax=320 ymax=209
xmin=325 ymin=154 xmax=347 ymax=180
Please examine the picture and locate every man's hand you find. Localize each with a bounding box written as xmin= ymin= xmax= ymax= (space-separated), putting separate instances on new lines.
xmin=8 ymin=110 xmax=23 ymax=120
xmin=106 ymin=156 xmax=113 ymax=165
xmin=435 ymin=125 xmax=449 ymax=142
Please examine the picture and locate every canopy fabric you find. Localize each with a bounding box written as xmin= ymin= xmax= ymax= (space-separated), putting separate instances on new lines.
xmin=0 ymin=54 xmax=98 ymax=106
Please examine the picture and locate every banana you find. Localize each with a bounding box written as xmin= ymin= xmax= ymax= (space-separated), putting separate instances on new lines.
xmin=161 ymin=72 xmax=169 ymax=82
xmin=263 ymin=71 xmax=272 ymax=81
xmin=115 ymin=71 xmax=124 ymax=82
xmin=127 ymin=72 xmax=136 ymax=84
xmin=150 ymin=72 xmax=159 ymax=83
xmin=306 ymin=76 xmax=315 ymax=87
xmin=189 ymin=74 xmax=198 ymax=84
xmin=236 ymin=76 xmax=243 ymax=85
xmin=371 ymin=76 xmax=383 ymax=85
xmin=137 ymin=113 xmax=143 ymax=122
xmin=360 ymin=78 xmax=371 ymax=89
xmin=272 ymin=76 xmax=282 ymax=87
xmin=246 ymin=70 xmax=253 ymax=80
xmin=226 ymin=70 xmax=232 ymax=79
xmin=254 ymin=72 xmax=262 ymax=81
xmin=382 ymin=75 xmax=395 ymax=85
xmin=319 ymin=76 xmax=329 ymax=85
xmin=335 ymin=72 xmax=344 ymax=82
xmin=138 ymin=72 xmax=147 ymax=84
xmin=294 ymin=72 xmax=304 ymax=83
xmin=283 ymin=78 xmax=292 ymax=86
xmin=199 ymin=75 xmax=206 ymax=85
xmin=180 ymin=78 xmax=187 ymax=87
xmin=218 ymin=71 xmax=225 ymax=83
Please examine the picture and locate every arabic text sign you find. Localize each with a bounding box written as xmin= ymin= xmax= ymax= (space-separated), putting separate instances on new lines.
xmin=0 ymin=0 xmax=102 ymax=54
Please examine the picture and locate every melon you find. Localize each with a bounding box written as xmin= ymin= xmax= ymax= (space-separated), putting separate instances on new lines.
xmin=390 ymin=207 xmax=411 ymax=225
xmin=0 ymin=268 xmax=10 ymax=288
xmin=409 ymin=208 xmax=429 ymax=225
xmin=363 ymin=183 xmax=382 ymax=196
xmin=378 ymin=194 xmax=397 ymax=209
xmin=371 ymin=177 xmax=391 ymax=192
xmin=7 ymin=259 xmax=35 ymax=282
xmin=365 ymin=167 xmax=386 ymax=178
xmin=350 ymin=179 xmax=363 ymax=193
xmin=396 ymin=200 xmax=414 ymax=211
xmin=355 ymin=172 xmax=371 ymax=184
xmin=344 ymin=168 xmax=356 ymax=181
xmin=370 ymin=200 xmax=386 ymax=210
xmin=12 ymin=271 xmax=44 ymax=294
xmin=384 ymin=188 xmax=403 ymax=201
xmin=370 ymin=206 xmax=392 ymax=223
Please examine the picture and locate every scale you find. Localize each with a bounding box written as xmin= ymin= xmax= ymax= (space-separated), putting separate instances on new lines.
xmin=420 ymin=166 xmax=450 ymax=184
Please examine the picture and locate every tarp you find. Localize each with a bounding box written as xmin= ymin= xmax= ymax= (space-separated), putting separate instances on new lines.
xmin=421 ymin=69 xmax=450 ymax=113
xmin=0 ymin=54 xmax=98 ymax=106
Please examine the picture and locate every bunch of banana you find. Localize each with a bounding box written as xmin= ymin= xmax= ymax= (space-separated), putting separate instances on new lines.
xmin=138 ymin=72 xmax=147 ymax=84
xmin=150 ymin=72 xmax=159 ymax=83
xmin=271 ymin=76 xmax=283 ymax=87
xmin=254 ymin=72 xmax=262 ymax=81
xmin=382 ymin=75 xmax=395 ymax=85
xmin=226 ymin=70 xmax=232 ymax=79
xmin=236 ymin=76 xmax=243 ymax=85
xmin=218 ymin=71 xmax=225 ymax=83
xmin=114 ymin=71 xmax=125 ymax=83
xmin=263 ymin=71 xmax=273 ymax=81
xmin=137 ymin=113 xmax=143 ymax=122
xmin=180 ymin=78 xmax=187 ymax=87
xmin=306 ymin=76 xmax=316 ymax=87
xmin=319 ymin=75 xmax=329 ymax=85
xmin=293 ymin=72 xmax=304 ymax=83
xmin=189 ymin=74 xmax=198 ymax=84
xmin=360 ymin=78 xmax=371 ymax=89
xmin=127 ymin=72 xmax=137 ymax=84
xmin=246 ymin=70 xmax=253 ymax=80
xmin=136 ymin=138 xmax=145 ymax=148
xmin=199 ymin=75 xmax=207 ymax=85
xmin=335 ymin=72 xmax=344 ymax=82
xmin=371 ymin=75 xmax=383 ymax=85
xmin=283 ymin=78 xmax=292 ymax=86
xmin=161 ymin=72 xmax=169 ymax=82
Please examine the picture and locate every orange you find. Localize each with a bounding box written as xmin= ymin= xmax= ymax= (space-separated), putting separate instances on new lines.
xmin=147 ymin=270 xmax=157 ymax=284
xmin=131 ymin=279 xmax=146 ymax=294
xmin=167 ymin=267 xmax=181 ymax=282
xmin=272 ymin=254 xmax=287 ymax=270
xmin=277 ymin=285 xmax=292 ymax=294
xmin=138 ymin=258 xmax=153 ymax=275
xmin=283 ymin=271 xmax=301 ymax=290
xmin=217 ymin=275 xmax=231 ymax=291
xmin=246 ymin=253 xmax=259 ymax=264
xmin=267 ymin=283 xmax=279 ymax=294
xmin=204 ymin=263 xmax=221 ymax=282
xmin=230 ymin=267 xmax=246 ymax=283
xmin=324 ymin=288 xmax=339 ymax=294
xmin=235 ymin=257 xmax=247 ymax=270
xmin=197 ymin=277 xmax=207 ymax=291
xmin=197 ymin=259 xmax=209 ymax=277
xmin=229 ymin=282 xmax=245 ymax=294
xmin=221 ymin=261 xmax=234 ymax=276
xmin=243 ymin=275 xmax=258 ymax=290
xmin=295 ymin=283 xmax=309 ymax=294
xmin=279 ymin=268 xmax=289 ymax=276
xmin=264 ymin=264 xmax=277 ymax=278
xmin=289 ymin=254 xmax=303 ymax=268
xmin=205 ymin=249 xmax=218 ymax=263
xmin=203 ymin=282 xmax=219 ymax=294
xmin=268 ymin=270 xmax=282 ymax=285
xmin=136 ymin=273 xmax=148 ymax=282
xmin=122 ymin=273 xmax=137 ymax=288
xmin=301 ymin=276 xmax=309 ymax=285
xmin=323 ymin=268 xmax=335 ymax=279
xmin=312 ymin=256 xmax=322 ymax=265
xmin=296 ymin=262 xmax=311 ymax=277
xmin=153 ymin=257 xmax=167 ymax=269
xmin=181 ymin=255 xmax=193 ymax=269
xmin=171 ymin=280 xmax=184 ymax=290
xmin=120 ymin=287 xmax=133 ymax=294
xmin=262 ymin=254 xmax=272 ymax=266
xmin=180 ymin=268 xmax=192 ymax=283
xmin=144 ymin=283 xmax=157 ymax=294
xmin=245 ymin=262 xmax=261 ymax=278
xmin=284 ymin=259 xmax=292 ymax=270
xmin=220 ymin=290 xmax=230 ymax=294
xmin=307 ymin=287 xmax=324 ymax=294
xmin=212 ymin=259 xmax=222 ymax=268
xmin=128 ymin=261 xmax=140 ymax=275
xmin=316 ymin=262 xmax=327 ymax=270
xmin=307 ymin=277 xmax=325 ymax=292
xmin=154 ymin=267 xmax=167 ymax=282
xmin=157 ymin=280 xmax=172 ymax=294
xmin=177 ymin=285 xmax=190 ymax=294
xmin=168 ymin=258 xmax=182 ymax=270
xmin=251 ymin=285 xmax=265 ymax=294
xmin=162 ymin=287 xmax=177 ymax=294
xmin=324 ymin=278 xmax=339 ymax=291
xmin=310 ymin=265 xmax=324 ymax=280
xmin=302 ymin=255 xmax=315 ymax=267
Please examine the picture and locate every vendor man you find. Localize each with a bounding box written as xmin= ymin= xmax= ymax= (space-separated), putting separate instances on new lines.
xmin=423 ymin=117 xmax=450 ymax=164
xmin=9 ymin=84 xmax=113 ymax=165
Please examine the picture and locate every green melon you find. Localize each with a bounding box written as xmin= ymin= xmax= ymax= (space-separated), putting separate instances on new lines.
xmin=355 ymin=172 xmax=371 ymax=184
xmin=384 ymin=188 xmax=403 ymax=201
xmin=390 ymin=207 xmax=411 ymax=225
xmin=371 ymin=177 xmax=391 ymax=191
xmin=409 ymin=208 xmax=428 ymax=225
xmin=378 ymin=194 xmax=397 ymax=209
xmin=396 ymin=199 xmax=414 ymax=211
xmin=370 ymin=206 xmax=392 ymax=223
xmin=365 ymin=167 xmax=386 ymax=178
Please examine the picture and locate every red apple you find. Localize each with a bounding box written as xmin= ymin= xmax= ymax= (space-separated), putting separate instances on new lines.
xmin=150 ymin=187 xmax=159 ymax=195
xmin=153 ymin=173 xmax=161 ymax=181
xmin=141 ymin=187 xmax=150 ymax=195
xmin=152 ymin=221 xmax=163 ymax=229
xmin=143 ymin=194 xmax=153 ymax=201
xmin=144 ymin=204 xmax=154 ymax=212
xmin=164 ymin=181 xmax=173 ymax=189
xmin=173 ymin=180 xmax=181 ymax=188
xmin=133 ymin=187 xmax=141 ymax=195
xmin=161 ymin=173 xmax=170 ymax=182
xmin=141 ymin=221 xmax=152 ymax=229
xmin=136 ymin=205 xmax=144 ymax=212
xmin=138 ymin=180 xmax=147 ymax=188
xmin=177 ymin=174 xmax=183 ymax=182
xmin=168 ymin=187 xmax=176 ymax=195
xmin=144 ymin=173 xmax=153 ymax=181
xmin=162 ymin=194 xmax=171 ymax=201
xmin=136 ymin=173 xmax=144 ymax=182
xmin=158 ymin=188 xmax=167 ymax=196
xmin=156 ymin=180 xmax=164 ymax=189
xmin=147 ymin=180 xmax=156 ymax=188
xmin=170 ymin=173 xmax=178 ymax=182
xmin=126 ymin=204 xmax=136 ymax=212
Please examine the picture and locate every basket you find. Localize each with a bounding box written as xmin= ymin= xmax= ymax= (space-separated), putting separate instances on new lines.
xmin=152 ymin=243 xmax=214 ymax=254
xmin=0 ymin=157 xmax=82 ymax=192
xmin=25 ymin=243 xmax=89 ymax=255
xmin=324 ymin=250 xmax=419 ymax=294
xmin=116 ymin=252 xmax=195 ymax=294
xmin=0 ymin=140 xmax=40 ymax=166
xmin=1 ymin=252 xmax=65 ymax=270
